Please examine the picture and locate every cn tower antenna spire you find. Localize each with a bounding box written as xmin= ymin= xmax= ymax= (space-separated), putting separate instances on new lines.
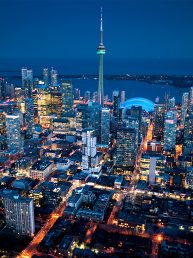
xmin=100 ymin=7 xmax=103 ymax=44
xmin=97 ymin=7 xmax=106 ymax=107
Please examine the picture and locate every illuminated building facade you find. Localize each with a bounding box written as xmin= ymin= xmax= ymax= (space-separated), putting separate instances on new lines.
xmin=3 ymin=193 xmax=35 ymax=236
xmin=101 ymin=107 xmax=110 ymax=145
xmin=25 ymin=98 xmax=34 ymax=137
xmin=43 ymin=68 xmax=49 ymax=86
xmin=153 ymin=104 xmax=165 ymax=141
xmin=6 ymin=114 xmax=23 ymax=152
xmin=21 ymin=67 xmax=33 ymax=98
xmin=51 ymin=68 xmax=58 ymax=85
xmin=115 ymin=128 xmax=136 ymax=167
xmin=164 ymin=110 xmax=177 ymax=151
xmin=82 ymin=129 xmax=97 ymax=170
xmin=181 ymin=92 xmax=189 ymax=126
xmin=50 ymin=85 xmax=63 ymax=117
xmin=61 ymin=80 xmax=74 ymax=117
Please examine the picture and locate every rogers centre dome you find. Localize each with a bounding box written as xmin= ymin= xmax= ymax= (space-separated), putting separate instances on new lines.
xmin=120 ymin=97 xmax=154 ymax=112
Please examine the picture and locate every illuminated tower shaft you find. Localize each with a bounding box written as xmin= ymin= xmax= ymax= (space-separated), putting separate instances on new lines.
xmin=97 ymin=8 xmax=106 ymax=107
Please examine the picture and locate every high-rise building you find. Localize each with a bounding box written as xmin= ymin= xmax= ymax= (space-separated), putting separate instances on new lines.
xmin=181 ymin=92 xmax=189 ymax=126
xmin=130 ymin=106 xmax=142 ymax=144
xmin=61 ymin=80 xmax=74 ymax=117
xmin=43 ymin=68 xmax=49 ymax=86
xmin=164 ymin=110 xmax=177 ymax=151
xmin=50 ymin=68 xmax=58 ymax=85
xmin=120 ymin=90 xmax=126 ymax=104
xmin=50 ymin=85 xmax=62 ymax=117
xmin=6 ymin=114 xmax=23 ymax=152
xmin=112 ymin=91 xmax=120 ymax=118
xmin=168 ymin=97 xmax=175 ymax=110
xmin=115 ymin=128 xmax=136 ymax=167
xmin=21 ymin=68 xmax=33 ymax=98
xmin=75 ymin=102 xmax=101 ymax=139
xmin=101 ymin=107 xmax=110 ymax=146
xmin=3 ymin=192 xmax=35 ymax=236
xmin=84 ymin=91 xmax=91 ymax=101
xmin=74 ymin=88 xmax=80 ymax=100
xmin=25 ymin=98 xmax=34 ymax=137
xmin=123 ymin=116 xmax=139 ymax=146
xmin=36 ymin=84 xmax=51 ymax=128
xmin=190 ymin=86 xmax=193 ymax=111
xmin=97 ymin=8 xmax=106 ymax=106
xmin=0 ymin=78 xmax=6 ymax=99
xmin=153 ymin=104 xmax=165 ymax=141
xmin=82 ymin=129 xmax=97 ymax=170
xmin=183 ymin=111 xmax=193 ymax=155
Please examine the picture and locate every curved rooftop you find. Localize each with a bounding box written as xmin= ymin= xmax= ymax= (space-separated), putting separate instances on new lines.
xmin=121 ymin=97 xmax=154 ymax=112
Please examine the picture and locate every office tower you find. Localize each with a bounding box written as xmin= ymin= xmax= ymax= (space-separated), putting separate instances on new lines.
xmin=0 ymin=78 xmax=6 ymax=99
xmin=183 ymin=111 xmax=193 ymax=155
xmin=0 ymin=111 xmax=6 ymax=136
xmin=15 ymin=87 xmax=26 ymax=101
xmin=120 ymin=90 xmax=126 ymax=104
xmin=140 ymin=153 xmax=165 ymax=184
xmin=130 ymin=106 xmax=142 ymax=144
xmin=82 ymin=129 xmax=97 ymax=170
xmin=36 ymin=84 xmax=51 ymax=128
xmin=84 ymin=91 xmax=91 ymax=101
xmin=3 ymin=193 xmax=35 ymax=236
xmin=97 ymin=8 xmax=106 ymax=106
xmin=123 ymin=116 xmax=139 ymax=146
xmin=164 ymin=110 xmax=177 ymax=151
xmin=88 ymin=102 xmax=101 ymax=140
xmin=50 ymin=85 xmax=62 ymax=117
xmin=153 ymin=104 xmax=165 ymax=141
xmin=25 ymin=98 xmax=34 ymax=137
xmin=181 ymin=92 xmax=189 ymax=126
xmin=93 ymin=91 xmax=98 ymax=102
xmin=190 ymin=86 xmax=193 ymax=110
xmin=101 ymin=107 xmax=110 ymax=145
xmin=115 ymin=128 xmax=136 ymax=167
xmin=6 ymin=114 xmax=23 ymax=152
xmin=51 ymin=68 xmax=58 ymax=85
xmin=43 ymin=68 xmax=49 ymax=86
xmin=168 ymin=97 xmax=175 ymax=110
xmin=21 ymin=67 xmax=33 ymax=97
xmin=61 ymin=80 xmax=74 ymax=117
xmin=76 ymin=102 xmax=101 ymax=139
xmin=74 ymin=88 xmax=80 ymax=100
xmin=113 ymin=90 xmax=120 ymax=118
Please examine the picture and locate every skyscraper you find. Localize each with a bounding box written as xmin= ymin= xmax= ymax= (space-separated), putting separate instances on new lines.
xmin=43 ymin=68 xmax=49 ymax=86
xmin=181 ymin=92 xmax=189 ymax=126
xmin=153 ymin=104 xmax=165 ymax=141
xmin=6 ymin=114 xmax=23 ymax=152
xmin=120 ymin=90 xmax=126 ymax=104
xmin=21 ymin=68 xmax=33 ymax=98
xmin=115 ymin=128 xmax=136 ymax=167
xmin=82 ymin=129 xmax=97 ymax=170
xmin=25 ymin=98 xmax=34 ymax=137
xmin=164 ymin=110 xmax=177 ymax=151
xmin=50 ymin=68 xmax=58 ymax=85
xmin=61 ymin=80 xmax=74 ymax=117
xmin=3 ymin=192 xmax=35 ymax=236
xmin=101 ymin=107 xmax=110 ymax=146
xmin=112 ymin=91 xmax=120 ymax=118
xmin=97 ymin=8 xmax=106 ymax=106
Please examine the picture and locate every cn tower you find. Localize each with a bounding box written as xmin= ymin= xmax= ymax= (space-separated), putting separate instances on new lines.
xmin=97 ymin=7 xmax=106 ymax=107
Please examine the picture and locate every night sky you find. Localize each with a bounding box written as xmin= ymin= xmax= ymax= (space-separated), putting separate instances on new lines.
xmin=1 ymin=0 xmax=193 ymax=61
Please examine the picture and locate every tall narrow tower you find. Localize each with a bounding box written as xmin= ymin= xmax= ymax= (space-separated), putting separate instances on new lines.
xmin=97 ymin=8 xmax=106 ymax=107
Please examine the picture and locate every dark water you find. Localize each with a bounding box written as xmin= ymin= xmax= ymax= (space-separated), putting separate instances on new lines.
xmin=0 ymin=58 xmax=192 ymax=102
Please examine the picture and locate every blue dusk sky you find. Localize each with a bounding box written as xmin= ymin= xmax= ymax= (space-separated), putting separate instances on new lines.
xmin=0 ymin=0 xmax=193 ymax=61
